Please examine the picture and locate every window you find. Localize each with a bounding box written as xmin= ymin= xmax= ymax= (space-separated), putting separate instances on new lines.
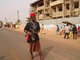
xmin=57 ymin=16 xmax=62 ymax=18
xmin=46 ymin=2 xmax=50 ymax=7
xmin=52 ymin=6 xmax=56 ymax=12
xmin=57 ymin=4 xmax=62 ymax=12
xmin=46 ymin=14 xmax=50 ymax=17
xmin=74 ymin=1 xmax=79 ymax=9
xmin=51 ymin=0 xmax=57 ymax=2
xmin=45 ymin=8 xmax=50 ymax=12
xmin=66 ymin=3 xmax=69 ymax=10
xmin=38 ymin=10 xmax=43 ymax=14
xmin=66 ymin=15 xmax=70 ymax=18
xmin=38 ymin=2 xmax=44 ymax=7
xmin=52 ymin=17 xmax=56 ymax=19
xmin=74 ymin=12 xmax=79 ymax=17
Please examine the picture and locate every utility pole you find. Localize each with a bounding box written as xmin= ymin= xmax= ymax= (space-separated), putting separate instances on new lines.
xmin=17 ymin=10 xmax=21 ymax=23
xmin=17 ymin=10 xmax=21 ymax=28
xmin=5 ymin=17 xmax=7 ymax=24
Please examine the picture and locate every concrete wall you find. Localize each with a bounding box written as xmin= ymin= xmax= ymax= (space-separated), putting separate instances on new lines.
xmin=31 ymin=0 xmax=80 ymax=20
xmin=37 ymin=6 xmax=44 ymax=11
xmin=39 ymin=17 xmax=80 ymax=25
xmin=50 ymin=0 xmax=64 ymax=6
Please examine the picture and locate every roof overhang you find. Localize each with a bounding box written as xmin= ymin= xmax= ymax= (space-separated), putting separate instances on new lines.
xmin=30 ymin=0 xmax=43 ymax=6
xmin=31 ymin=0 xmax=40 ymax=6
xmin=62 ymin=21 xmax=74 ymax=25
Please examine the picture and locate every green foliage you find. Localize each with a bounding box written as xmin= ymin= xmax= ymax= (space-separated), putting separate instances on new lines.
xmin=16 ymin=20 xmax=21 ymax=25
xmin=26 ymin=17 xmax=31 ymax=22
xmin=0 ymin=21 xmax=3 ymax=24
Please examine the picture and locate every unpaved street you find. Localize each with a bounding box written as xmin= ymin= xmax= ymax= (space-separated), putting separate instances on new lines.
xmin=0 ymin=28 xmax=80 ymax=60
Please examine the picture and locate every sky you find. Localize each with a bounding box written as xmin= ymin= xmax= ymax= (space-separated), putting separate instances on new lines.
xmin=0 ymin=0 xmax=37 ymax=23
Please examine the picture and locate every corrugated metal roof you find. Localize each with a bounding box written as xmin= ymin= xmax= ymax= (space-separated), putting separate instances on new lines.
xmin=30 ymin=0 xmax=40 ymax=5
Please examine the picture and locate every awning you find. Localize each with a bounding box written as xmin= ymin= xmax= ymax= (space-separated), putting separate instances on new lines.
xmin=62 ymin=21 xmax=74 ymax=25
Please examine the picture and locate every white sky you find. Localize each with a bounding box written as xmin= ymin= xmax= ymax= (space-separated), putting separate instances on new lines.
xmin=0 ymin=0 xmax=37 ymax=23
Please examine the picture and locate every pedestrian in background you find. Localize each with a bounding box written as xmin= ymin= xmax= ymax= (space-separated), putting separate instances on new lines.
xmin=24 ymin=13 xmax=42 ymax=60
xmin=56 ymin=25 xmax=60 ymax=35
xmin=64 ymin=24 xmax=70 ymax=39
xmin=63 ymin=25 xmax=65 ymax=34
xmin=77 ymin=26 xmax=80 ymax=37
xmin=41 ymin=24 xmax=45 ymax=34
xmin=69 ymin=25 xmax=73 ymax=38
xmin=72 ymin=25 xmax=78 ymax=40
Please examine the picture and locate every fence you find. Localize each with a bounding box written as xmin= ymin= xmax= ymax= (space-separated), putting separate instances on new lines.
xmin=39 ymin=17 xmax=80 ymax=25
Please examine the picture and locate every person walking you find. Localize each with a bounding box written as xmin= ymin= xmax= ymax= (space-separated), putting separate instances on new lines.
xmin=77 ymin=26 xmax=80 ymax=37
xmin=64 ymin=24 xmax=70 ymax=39
xmin=41 ymin=24 xmax=45 ymax=34
xmin=69 ymin=25 xmax=73 ymax=38
xmin=24 ymin=13 xmax=42 ymax=60
xmin=72 ymin=25 xmax=78 ymax=39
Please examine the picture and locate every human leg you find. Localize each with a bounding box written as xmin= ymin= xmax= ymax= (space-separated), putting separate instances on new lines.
xmin=75 ymin=34 xmax=77 ymax=39
xmin=67 ymin=33 xmax=69 ymax=39
xmin=73 ymin=34 xmax=75 ymax=39
xmin=64 ymin=33 xmax=66 ymax=38
xmin=29 ymin=42 xmax=33 ymax=60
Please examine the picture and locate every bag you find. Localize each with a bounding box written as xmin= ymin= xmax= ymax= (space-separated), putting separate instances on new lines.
xmin=26 ymin=33 xmax=30 ymax=42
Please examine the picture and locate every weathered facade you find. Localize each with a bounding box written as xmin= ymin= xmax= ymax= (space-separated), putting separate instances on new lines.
xmin=31 ymin=0 xmax=80 ymax=21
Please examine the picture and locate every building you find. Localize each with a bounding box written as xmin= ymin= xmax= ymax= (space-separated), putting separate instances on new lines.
xmin=31 ymin=0 xmax=80 ymax=21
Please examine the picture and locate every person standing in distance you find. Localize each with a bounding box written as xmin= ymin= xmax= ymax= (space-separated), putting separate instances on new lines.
xmin=64 ymin=24 xmax=70 ymax=39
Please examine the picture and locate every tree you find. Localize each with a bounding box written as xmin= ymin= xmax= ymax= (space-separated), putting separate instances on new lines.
xmin=0 ymin=21 xmax=2 ymax=24
xmin=16 ymin=20 xmax=21 ymax=25
xmin=16 ymin=20 xmax=21 ymax=29
xmin=26 ymin=17 xmax=31 ymax=22
xmin=0 ymin=21 xmax=3 ymax=28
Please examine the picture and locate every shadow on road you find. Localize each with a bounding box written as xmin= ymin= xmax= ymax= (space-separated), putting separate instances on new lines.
xmin=34 ymin=46 xmax=53 ymax=60
xmin=0 ymin=56 xmax=6 ymax=60
xmin=42 ymin=46 xmax=53 ymax=60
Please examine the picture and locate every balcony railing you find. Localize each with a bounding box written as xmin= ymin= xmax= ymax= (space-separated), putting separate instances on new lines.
xmin=50 ymin=0 xmax=64 ymax=6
